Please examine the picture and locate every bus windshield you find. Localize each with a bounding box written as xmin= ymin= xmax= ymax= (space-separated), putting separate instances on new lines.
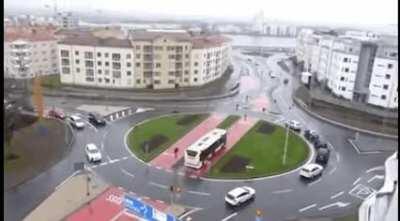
xmin=186 ymin=150 xmax=198 ymax=157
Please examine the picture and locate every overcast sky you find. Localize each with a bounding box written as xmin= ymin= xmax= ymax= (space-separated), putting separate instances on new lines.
xmin=5 ymin=0 xmax=398 ymax=25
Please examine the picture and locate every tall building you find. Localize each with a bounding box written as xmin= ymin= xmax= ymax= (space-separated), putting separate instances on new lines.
xmin=56 ymin=12 xmax=78 ymax=29
xmin=296 ymin=28 xmax=398 ymax=109
xmin=58 ymin=30 xmax=232 ymax=89
xmin=4 ymin=26 xmax=59 ymax=79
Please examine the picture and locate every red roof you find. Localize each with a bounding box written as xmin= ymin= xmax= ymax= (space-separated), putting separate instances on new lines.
xmin=191 ymin=35 xmax=231 ymax=49
xmin=5 ymin=26 xmax=57 ymax=42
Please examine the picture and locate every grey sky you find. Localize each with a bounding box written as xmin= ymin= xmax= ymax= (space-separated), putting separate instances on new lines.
xmin=5 ymin=0 xmax=398 ymax=25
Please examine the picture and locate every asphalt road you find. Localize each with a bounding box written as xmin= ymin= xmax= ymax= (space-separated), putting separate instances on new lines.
xmin=4 ymin=51 xmax=395 ymax=221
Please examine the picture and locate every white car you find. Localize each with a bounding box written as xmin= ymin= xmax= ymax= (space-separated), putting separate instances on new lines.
xmin=286 ymin=120 xmax=301 ymax=131
xmin=85 ymin=143 xmax=102 ymax=162
xmin=69 ymin=115 xmax=85 ymax=129
xmin=299 ymin=163 xmax=323 ymax=179
xmin=225 ymin=186 xmax=256 ymax=206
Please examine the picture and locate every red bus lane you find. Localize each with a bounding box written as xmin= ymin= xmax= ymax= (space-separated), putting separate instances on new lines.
xmin=186 ymin=117 xmax=258 ymax=178
xmin=150 ymin=113 xmax=225 ymax=170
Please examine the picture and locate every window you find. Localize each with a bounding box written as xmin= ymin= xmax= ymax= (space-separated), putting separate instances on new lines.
xmin=184 ymin=78 xmax=189 ymax=82
xmin=60 ymin=50 xmax=69 ymax=57
xmin=84 ymin=52 xmax=93 ymax=59
xmin=96 ymin=60 xmax=102 ymax=66
xmin=62 ymin=67 xmax=70 ymax=74
xmin=97 ymin=52 xmax=101 ymax=57
xmin=85 ymin=60 xmax=94 ymax=68
xmin=127 ymin=62 xmax=131 ymax=67
xmin=86 ymin=77 xmax=94 ymax=82
xmin=381 ymin=95 xmax=387 ymax=100
xmin=155 ymin=63 xmax=161 ymax=68
xmin=61 ymin=58 xmax=70 ymax=65
xmin=86 ymin=69 xmax=94 ymax=76
xmin=340 ymin=76 xmax=345 ymax=81
xmin=185 ymin=54 xmax=189 ymax=59
xmin=385 ymin=74 xmax=391 ymax=79
xmin=112 ymin=53 xmax=121 ymax=61
xmin=98 ymin=78 xmax=102 ymax=83
xmin=154 ymin=80 xmax=160 ymax=84
xmin=74 ymin=51 xmax=79 ymax=56
xmin=194 ymin=62 xmax=198 ymax=66
xmin=127 ymin=71 xmax=132 ymax=76
xmin=184 ymin=70 xmax=189 ymax=75
xmin=154 ymin=46 xmax=163 ymax=51
xmin=194 ymin=70 xmax=198 ymax=74
xmin=168 ymin=79 xmax=174 ymax=84
xmin=112 ymin=62 xmax=121 ymax=70
xmin=113 ymin=71 xmax=121 ymax=78
xmin=169 ymin=71 xmax=175 ymax=76
xmin=76 ymin=68 xmax=80 ymax=73
xmin=105 ymin=78 xmax=110 ymax=83
xmin=105 ymin=70 xmax=110 ymax=75
xmin=343 ymin=57 xmax=348 ymax=62
xmin=105 ymin=53 xmax=109 ymax=58
xmin=388 ymin=63 xmax=393 ymax=69
xmin=136 ymin=63 xmax=141 ymax=67
xmin=98 ymin=69 xmax=102 ymax=74
xmin=136 ymin=54 xmax=141 ymax=59
xmin=168 ymin=55 xmax=175 ymax=59
xmin=105 ymin=62 xmax=110 ymax=67
xmin=75 ymin=59 xmax=80 ymax=64
xmin=136 ymin=79 xmax=141 ymax=84
xmin=135 ymin=45 xmax=140 ymax=50
xmin=126 ymin=54 xmax=131 ymax=59
xmin=194 ymin=78 xmax=198 ymax=82
xmin=341 ymin=87 xmax=346 ymax=91
xmin=344 ymin=68 xmax=349 ymax=73
xmin=383 ymin=84 xmax=389 ymax=90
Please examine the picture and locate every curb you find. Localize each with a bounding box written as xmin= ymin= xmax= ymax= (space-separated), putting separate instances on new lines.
xmin=42 ymin=87 xmax=239 ymax=102
xmin=293 ymin=97 xmax=398 ymax=139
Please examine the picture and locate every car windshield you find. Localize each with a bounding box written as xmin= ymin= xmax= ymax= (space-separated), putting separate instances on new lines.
xmin=88 ymin=149 xmax=98 ymax=154
xmin=226 ymin=193 xmax=235 ymax=200
xmin=186 ymin=150 xmax=197 ymax=157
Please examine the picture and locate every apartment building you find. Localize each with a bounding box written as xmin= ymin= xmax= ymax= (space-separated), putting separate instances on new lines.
xmin=296 ymin=28 xmax=398 ymax=109
xmin=58 ymin=30 xmax=232 ymax=89
xmin=4 ymin=26 xmax=59 ymax=79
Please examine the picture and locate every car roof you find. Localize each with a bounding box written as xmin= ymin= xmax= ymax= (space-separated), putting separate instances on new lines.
xmin=228 ymin=187 xmax=248 ymax=197
xmin=70 ymin=115 xmax=81 ymax=119
xmin=86 ymin=143 xmax=98 ymax=150
xmin=303 ymin=163 xmax=321 ymax=170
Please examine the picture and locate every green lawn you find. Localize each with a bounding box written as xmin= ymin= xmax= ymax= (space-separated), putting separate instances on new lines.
xmin=127 ymin=114 xmax=209 ymax=162
xmin=207 ymin=121 xmax=310 ymax=179
xmin=333 ymin=214 xmax=358 ymax=221
xmin=217 ymin=115 xmax=240 ymax=129
xmin=39 ymin=74 xmax=62 ymax=89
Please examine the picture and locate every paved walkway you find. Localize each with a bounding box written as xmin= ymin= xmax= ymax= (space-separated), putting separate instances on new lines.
xmin=150 ymin=113 xmax=226 ymax=170
xmin=23 ymin=173 xmax=109 ymax=221
xmin=187 ymin=117 xmax=258 ymax=177
xmin=251 ymin=95 xmax=269 ymax=112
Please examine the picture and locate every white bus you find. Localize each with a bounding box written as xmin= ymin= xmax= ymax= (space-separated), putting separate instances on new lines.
xmin=184 ymin=128 xmax=227 ymax=169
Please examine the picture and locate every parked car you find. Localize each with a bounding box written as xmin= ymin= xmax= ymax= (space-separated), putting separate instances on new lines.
xmin=304 ymin=129 xmax=319 ymax=142
xmin=285 ymin=120 xmax=302 ymax=132
xmin=48 ymin=109 xmax=66 ymax=120
xmin=88 ymin=113 xmax=106 ymax=127
xmin=300 ymin=164 xmax=323 ymax=179
xmin=85 ymin=143 xmax=102 ymax=162
xmin=315 ymin=148 xmax=330 ymax=165
xmin=312 ymin=138 xmax=327 ymax=149
xmin=69 ymin=115 xmax=85 ymax=129
xmin=225 ymin=186 xmax=256 ymax=207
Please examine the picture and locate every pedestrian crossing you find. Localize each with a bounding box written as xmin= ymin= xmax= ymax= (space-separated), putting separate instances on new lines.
xmin=104 ymin=107 xmax=155 ymax=122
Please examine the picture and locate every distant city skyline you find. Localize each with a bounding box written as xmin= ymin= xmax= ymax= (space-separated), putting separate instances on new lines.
xmin=5 ymin=0 xmax=398 ymax=26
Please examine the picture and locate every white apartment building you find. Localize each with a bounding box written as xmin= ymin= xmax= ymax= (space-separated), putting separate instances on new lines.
xmin=4 ymin=26 xmax=59 ymax=79
xmin=56 ymin=12 xmax=79 ymax=29
xmin=58 ymin=30 xmax=232 ymax=90
xmin=296 ymin=28 xmax=398 ymax=109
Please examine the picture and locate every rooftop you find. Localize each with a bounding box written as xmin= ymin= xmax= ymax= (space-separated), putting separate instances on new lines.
xmin=59 ymin=32 xmax=132 ymax=48
xmin=5 ymin=25 xmax=58 ymax=42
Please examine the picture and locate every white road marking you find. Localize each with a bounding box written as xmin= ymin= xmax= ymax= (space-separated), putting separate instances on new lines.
xmin=109 ymin=158 xmax=121 ymax=164
xmin=307 ymin=178 xmax=322 ymax=186
xmin=107 ymin=155 xmax=112 ymax=161
xmin=328 ymin=166 xmax=337 ymax=175
xmin=366 ymin=166 xmax=385 ymax=173
xmin=353 ymin=178 xmax=361 ymax=186
xmin=221 ymin=212 xmax=238 ymax=221
xmin=336 ymin=152 xmax=340 ymax=162
xmin=187 ymin=190 xmax=211 ymax=196
xmin=272 ymin=189 xmax=293 ymax=194
xmin=149 ymin=181 xmax=168 ymax=189
xmin=330 ymin=191 xmax=344 ymax=199
xmin=100 ymin=162 xmax=108 ymax=166
xmin=179 ymin=208 xmax=203 ymax=219
xmin=299 ymin=203 xmax=317 ymax=213
xmin=120 ymin=168 xmax=135 ymax=179
xmin=122 ymin=156 xmax=129 ymax=160
xmin=318 ymin=202 xmax=350 ymax=211
xmin=367 ymin=175 xmax=384 ymax=183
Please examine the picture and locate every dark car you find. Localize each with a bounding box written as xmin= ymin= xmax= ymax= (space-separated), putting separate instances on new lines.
xmin=304 ymin=129 xmax=319 ymax=142
xmin=315 ymin=148 xmax=330 ymax=164
xmin=88 ymin=113 xmax=106 ymax=127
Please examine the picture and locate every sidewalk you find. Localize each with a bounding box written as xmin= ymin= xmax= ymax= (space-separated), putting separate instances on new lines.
xmin=23 ymin=172 xmax=109 ymax=221
xmin=150 ymin=113 xmax=226 ymax=170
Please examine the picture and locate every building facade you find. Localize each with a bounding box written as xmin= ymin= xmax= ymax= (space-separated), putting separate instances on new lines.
xmin=296 ymin=28 xmax=398 ymax=109
xmin=4 ymin=26 xmax=59 ymax=79
xmin=58 ymin=30 xmax=232 ymax=89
